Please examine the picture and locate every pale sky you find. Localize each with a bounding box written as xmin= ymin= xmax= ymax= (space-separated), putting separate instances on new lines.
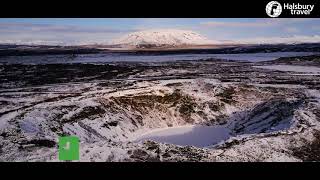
xmin=0 ymin=18 xmax=319 ymax=45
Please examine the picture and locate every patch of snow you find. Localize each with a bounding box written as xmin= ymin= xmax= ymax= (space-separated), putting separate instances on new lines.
xmin=0 ymin=112 xmax=19 ymax=130
xmin=292 ymin=74 xmax=320 ymax=76
xmin=158 ymin=79 xmax=195 ymax=85
xmin=249 ymin=83 xmax=307 ymax=89
xmin=305 ymin=89 xmax=320 ymax=103
xmin=19 ymin=119 xmax=41 ymax=134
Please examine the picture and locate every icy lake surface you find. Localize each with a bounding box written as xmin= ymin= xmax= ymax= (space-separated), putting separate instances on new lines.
xmin=253 ymin=65 xmax=320 ymax=73
xmin=134 ymin=125 xmax=231 ymax=148
xmin=0 ymin=52 xmax=317 ymax=64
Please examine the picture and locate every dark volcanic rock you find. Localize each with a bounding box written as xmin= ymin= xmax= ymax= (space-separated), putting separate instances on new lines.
xmin=291 ymin=130 xmax=320 ymax=161
xmin=19 ymin=139 xmax=56 ymax=148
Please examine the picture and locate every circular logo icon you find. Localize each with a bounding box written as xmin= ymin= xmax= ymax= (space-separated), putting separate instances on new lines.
xmin=266 ymin=1 xmax=282 ymax=17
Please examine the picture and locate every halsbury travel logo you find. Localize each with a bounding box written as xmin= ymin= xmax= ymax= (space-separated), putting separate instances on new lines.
xmin=266 ymin=1 xmax=315 ymax=17
xmin=266 ymin=1 xmax=282 ymax=17
xmin=284 ymin=3 xmax=314 ymax=15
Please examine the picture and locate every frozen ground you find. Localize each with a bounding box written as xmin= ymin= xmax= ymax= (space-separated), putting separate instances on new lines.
xmin=133 ymin=125 xmax=231 ymax=148
xmin=0 ymin=55 xmax=320 ymax=162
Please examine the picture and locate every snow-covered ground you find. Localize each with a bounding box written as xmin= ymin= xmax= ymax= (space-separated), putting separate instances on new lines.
xmin=248 ymin=83 xmax=306 ymax=89
xmin=1 ymin=57 xmax=320 ymax=162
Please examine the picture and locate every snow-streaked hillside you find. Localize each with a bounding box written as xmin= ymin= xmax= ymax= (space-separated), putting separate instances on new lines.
xmin=112 ymin=29 xmax=217 ymax=48
xmin=1 ymin=56 xmax=320 ymax=162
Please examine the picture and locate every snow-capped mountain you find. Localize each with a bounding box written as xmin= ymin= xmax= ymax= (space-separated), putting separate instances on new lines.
xmin=112 ymin=29 xmax=217 ymax=48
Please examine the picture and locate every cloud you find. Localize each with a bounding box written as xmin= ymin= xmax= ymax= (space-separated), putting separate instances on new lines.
xmin=311 ymin=26 xmax=320 ymax=30
xmin=284 ymin=27 xmax=300 ymax=33
xmin=133 ymin=19 xmax=196 ymax=32
xmin=201 ymin=21 xmax=271 ymax=28
xmin=0 ymin=23 xmax=135 ymax=33
xmin=0 ymin=23 xmax=138 ymax=45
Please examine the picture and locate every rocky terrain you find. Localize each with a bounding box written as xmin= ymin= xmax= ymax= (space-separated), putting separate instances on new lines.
xmin=0 ymin=55 xmax=320 ymax=162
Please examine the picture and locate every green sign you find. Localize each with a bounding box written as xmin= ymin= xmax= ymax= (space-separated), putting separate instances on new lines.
xmin=58 ymin=136 xmax=79 ymax=161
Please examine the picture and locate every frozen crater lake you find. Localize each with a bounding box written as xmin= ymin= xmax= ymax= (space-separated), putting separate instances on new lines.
xmin=134 ymin=125 xmax=232 ymax=148
xmin=253 ymin=65 xmax=320 ymax=74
